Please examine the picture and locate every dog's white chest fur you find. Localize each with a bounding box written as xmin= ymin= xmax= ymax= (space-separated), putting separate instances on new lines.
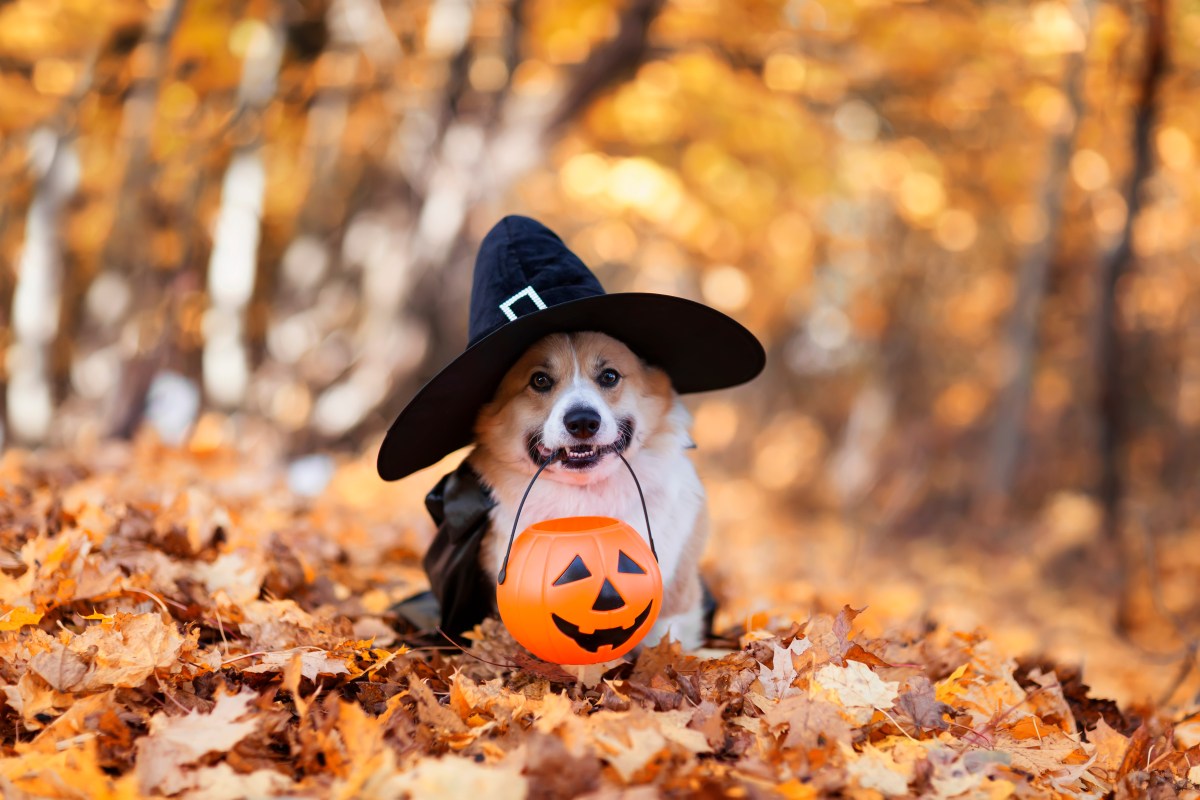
xmin=481 ymin=448 xmax=702 ymax=582
xmin=475 ymin=403 xmax=708 ymax=648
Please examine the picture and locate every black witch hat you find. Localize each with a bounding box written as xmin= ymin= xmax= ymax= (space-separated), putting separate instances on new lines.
xmin=377 ymin=215 xmax=765 ymax=481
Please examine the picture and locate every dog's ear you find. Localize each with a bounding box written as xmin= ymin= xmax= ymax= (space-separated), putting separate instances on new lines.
xmin=641 ymin=364 xmax=675 ymax=401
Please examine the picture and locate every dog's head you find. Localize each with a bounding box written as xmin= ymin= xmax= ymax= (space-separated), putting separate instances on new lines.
xmin=474 ymin=332 xmax=674 ymax=484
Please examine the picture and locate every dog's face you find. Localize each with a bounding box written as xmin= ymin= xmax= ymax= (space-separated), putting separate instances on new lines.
xmin=475 ymin=332 xmax=673 ymax=484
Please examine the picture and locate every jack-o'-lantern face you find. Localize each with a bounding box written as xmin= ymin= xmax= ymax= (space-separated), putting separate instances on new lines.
xmin=496 ymin=517 xmax=662 ymax=665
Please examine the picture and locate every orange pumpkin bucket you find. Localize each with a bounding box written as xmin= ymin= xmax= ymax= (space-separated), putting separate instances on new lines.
xmin=496 ymin=454 xmax=662 ymax=665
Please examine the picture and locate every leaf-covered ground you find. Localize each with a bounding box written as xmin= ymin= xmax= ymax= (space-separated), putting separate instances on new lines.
xmin=0 ymin=437 xmax=1196 ymax=799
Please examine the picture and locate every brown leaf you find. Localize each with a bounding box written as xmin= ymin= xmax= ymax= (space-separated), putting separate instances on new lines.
xmin=175 ymin=763 xmax=293 ymax=800
xmin=599 ymin=680 xmax=632 ymax=712
xmin=895 ymin=676 xmax=951 ymax=733
xmin=135 ymin=689 xmax=260 ymax=795
xmin=29 ymin=644 xmax=91 ymax=693
xmin=813 ymin=661 xmax=900 ymax=724
xmin=1117 ymin=723 xmax=1154 ymax=780
xmin=845 ymin=642 xmax=893 ymax=669
xmin=763 ymin=694 xmax=854 ymax=752
xmin=687 ymin=700 xmax=728 ymax=750
xmin=241 ymin=647 xmax=352 ymax=681
xmin=30 ymin=612 xmax=185 ymax=693
xmin=1088 ymin=717 xmax=1131 ymax=776
xmin=517 ymin=732 xmax=603 ymax=800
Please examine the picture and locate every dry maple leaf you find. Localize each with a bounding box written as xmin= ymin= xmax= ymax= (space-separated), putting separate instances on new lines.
xmin=652 ymin=708 xmax=713 ymax=756
xmin=803 ymin=605 xmax=862 ymax=665
xmin=3 ymin=671 xmax=79 ymax=725
xmin=762 ymin=693 xmax=854 ymax=752
xmin=924 ymin=745 xmax=1012 ymax=798
xmin=238 ymin=598 xmax=350 ymax=649
xmin=895 ymin=676 xmax=952 ymax=733
xmin=242 ymin=647 xmax=353 ymax=681
xmin=1086 ymin=717 xmax=1130 ymax=778
xmin=992 ymin=721 xmax=1089 ymax=777
xmin=590 ymin=714 xmax=669 ymax=783
xmin=391 ymin=756 xmax=528 ymax=799
xmin=135 ymin=689 xmax=260 ymax=795
xmin=937 ymin=641 xmax=1027 ymax=729
xmin=756 ymin=637 xmax=812 ymax=700
xmin=449 ymin=672 xmax=528 ymax=728
xmin=813 ymin=660 xmax=900 ymax=725
xmin=192 ymin=550 xmax=266 ymax=605
xmin=172 ymin=763 xmax=293 ymax=800
xmin=843 ymin=742 xmax=912 ymax=795
xmin=0 ymin=738 xmax=141 ymax=800
xmin=0 ymin=607 xmax=43 ymax=631
xmin=30 ymin=612 xmax=184 ymax=692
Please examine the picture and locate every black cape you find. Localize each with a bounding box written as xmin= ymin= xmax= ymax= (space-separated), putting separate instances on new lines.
xmin=420 ymin=460 xmax=498 ymax=637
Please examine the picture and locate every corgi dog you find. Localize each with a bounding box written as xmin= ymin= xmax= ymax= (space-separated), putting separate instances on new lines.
xmin=469 ymin=331 xmax=709 ymax=649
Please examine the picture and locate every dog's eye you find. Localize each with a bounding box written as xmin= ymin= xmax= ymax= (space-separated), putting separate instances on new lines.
xmin=529 ymin=372 xmax=554 ymax=392
xmin=597 ymin=368 xmax=620 ymax=388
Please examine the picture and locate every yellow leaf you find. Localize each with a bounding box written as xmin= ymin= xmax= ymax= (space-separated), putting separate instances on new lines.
xmin=776 ymin=779 xmax=818 ymax=800
xmin=0 ymin=607 xmax=43 ymax=631
xmin=934 ymin=663 xmax=969 ymax=703
xmin=83 ymin=611 xmax=115 ymax=630
xmin=0 ymin=738 xmax=140 ymax=799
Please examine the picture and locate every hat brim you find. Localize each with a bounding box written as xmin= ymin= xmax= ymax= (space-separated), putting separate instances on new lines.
xmin=377 ymin=293 xmax=765 ymax=481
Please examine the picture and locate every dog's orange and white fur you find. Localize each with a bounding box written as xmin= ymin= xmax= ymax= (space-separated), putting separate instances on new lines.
xmin=470 ymin=332 xmax=708 ymax=649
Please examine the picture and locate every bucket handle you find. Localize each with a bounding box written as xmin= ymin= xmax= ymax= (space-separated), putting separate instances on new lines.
xmin=497 ymin=451 xmax=657 ymax=585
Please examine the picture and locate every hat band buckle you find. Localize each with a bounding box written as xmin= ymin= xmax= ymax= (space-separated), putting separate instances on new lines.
xmin=498 ymin=286 xmax=547 ymax=321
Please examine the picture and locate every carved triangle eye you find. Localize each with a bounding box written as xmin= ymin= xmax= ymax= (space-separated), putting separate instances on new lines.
xmin=617 ymin=551 xmax=645 ymax=575
xmin=553 ymin=555 xmax=591 ymax=585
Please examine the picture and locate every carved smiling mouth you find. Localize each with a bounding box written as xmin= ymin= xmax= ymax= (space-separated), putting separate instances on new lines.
xmin=550 ymin=601 xmax=653 ymax=653
xmin=527 ymin=418 xmax=635 ymax=470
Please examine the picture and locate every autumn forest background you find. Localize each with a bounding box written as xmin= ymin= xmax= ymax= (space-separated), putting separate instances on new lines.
xmin=0 ymin=0 xmax=1199 ymax=796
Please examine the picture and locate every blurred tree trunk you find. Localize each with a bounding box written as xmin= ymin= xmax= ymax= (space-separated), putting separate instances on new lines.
xmin=7 ymin=134 xmax=78 ymax=444
xmin=100 ymin=0 xmax=189 ymax=439
xmin=981 ymin=1 xmax=1093 ymax=516
xmin=199 ymin=11 xmax=286 ymax=414
xmin=1095 ymin=0 xmax=1166 ymax=627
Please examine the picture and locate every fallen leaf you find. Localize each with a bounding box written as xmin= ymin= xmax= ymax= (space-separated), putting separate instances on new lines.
xmin=592 ymin=718 xmax=668 ymax=782
xmin=391 ymin=756 xmax=528 ymax=800
xmin=176 ymin=763 xmax=293 ymax=800
xmin=763 ymin=693 xmax=854 ymax=751
xmin=0 ymin=739 xmax=141 ymax=799
xmin=757 ymin=637 xmax=812 ymax=700
xmin=0 ymin=607 xmax=43 ymax=631
xmin=844 ymin=743 xmax=911 ymax=795
xmin=242 ymin=647 xmax=352 ymax=681
xmin=814 ymin=660 xmax=900 ymax=724
xmin=895 ymin=676 xmax=952 ymax=732
xmin=993 ymin=722 xmax=1089 ymax=776
xmin=135 ymin=689 xmax=260 ymax=795
xmin=30 ymin=612 xmax=184 ymax=691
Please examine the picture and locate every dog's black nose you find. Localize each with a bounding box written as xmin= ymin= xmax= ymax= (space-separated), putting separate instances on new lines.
xmin=564 ymin=406 xmax=601 ymax=439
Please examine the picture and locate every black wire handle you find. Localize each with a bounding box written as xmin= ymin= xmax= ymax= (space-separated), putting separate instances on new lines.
xmin=497 ymin=451 xmax=657 ymax=585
